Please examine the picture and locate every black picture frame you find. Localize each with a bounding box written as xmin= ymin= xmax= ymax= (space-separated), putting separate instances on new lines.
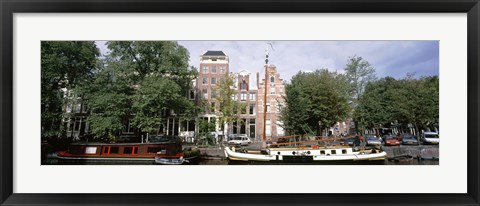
xmin=1 ymin=0 xmax=479 ymax=205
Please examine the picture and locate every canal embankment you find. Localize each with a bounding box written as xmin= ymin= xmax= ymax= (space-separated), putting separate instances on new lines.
xmin=383 ymin=145 xmax=439 ymax=159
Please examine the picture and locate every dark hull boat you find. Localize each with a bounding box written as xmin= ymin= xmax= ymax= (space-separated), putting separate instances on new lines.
xmin=56 ymin=141 xmax=185 ymax=164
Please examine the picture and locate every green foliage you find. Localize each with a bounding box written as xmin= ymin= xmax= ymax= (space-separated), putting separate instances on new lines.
xmin=355 ymin=75 xmax=439 ymax=135
xmin=197 ymin=118 xmax=216 ymax=145
xmin=215 ymin=74 xmax=247 ymax=132
xmin=282 ymin=69 xmax=351 ymax=136
xmin=85 ymin=41 xmax=198 ymax=140
xmin=84 ymin=65 xmax=133 ymax=139
xmin=41 ymin=41 xmax=99 ymax=138
xmin=344 ymin=55 xmax=377 ymax=101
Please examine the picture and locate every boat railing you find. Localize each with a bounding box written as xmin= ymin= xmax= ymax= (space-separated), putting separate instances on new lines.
xmin=269 ymin=135 xmax=356 ymax=147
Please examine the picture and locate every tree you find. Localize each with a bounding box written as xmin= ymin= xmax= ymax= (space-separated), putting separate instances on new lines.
xmin=282 ymin=69 xmax=351 ymax=136
xmin=344 ymin=56 xmax=376 ymax=101
xmin=41 ymin=41 xmax=99 ymax=139
xmin=355 ymin=77 xmax=400 ymax=135
xmin=344 ymin=56 xmax=376 ymax=133
xmin=395 ymin=75 xmax=439 ymax=137
xmin=215 ymin=74 xmax=247 ymax=137
xmin=84 ymin=60 xmax=134 ymax=140
xmin=85 ymin=41 xmax=198 ymax=140
xmin=355 ymin=75 xmax=439 ymax=137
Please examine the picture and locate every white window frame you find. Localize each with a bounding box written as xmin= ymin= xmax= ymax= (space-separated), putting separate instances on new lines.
xmin=241 ymin=93 xmax=247 ymax=101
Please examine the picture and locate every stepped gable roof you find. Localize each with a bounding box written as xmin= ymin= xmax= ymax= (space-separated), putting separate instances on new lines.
xmin=203 ymin=51 xmax=226 ymax=56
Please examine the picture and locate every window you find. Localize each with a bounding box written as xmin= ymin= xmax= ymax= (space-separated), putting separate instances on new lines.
xmin=250 ymin=93 xmax=255 ymax=100
xmin=211 ymin=77 xmax=216 ymax=85
xmin=84 ymin=147 xmax=97 ymax=154
xmin=211 ymin=102 xmax=216 ymax=111
xmin=277 ymin=102 xmax=283 ymax=112
xmin=270 ymin=86 xmax=275 ymax=94
xmin=66 ymin=104 xmax=72 ymax=113
xmin=270 ymin=76 xmax=275 ymax=83
xmin=202 ymin=66 xmax=208 ymax=74
xmin=202 ymin=89 xmax=208 ymax=99
xmin=74 ymin=118 xmax=81 ymax=132
xmin=266 ymin=119 xmax=271 ymax=136
xmin=320 ymin=150 xmax=325 ymax=155
xmin=102 ymin=146 xmax=119 ymax=154
xmin=231 ymin=94 xmax=237 ymax=100
xmin=202 ymin=78 xmax=208 ymax=85
xmin=342 ymin=149 xmax=347 ymax=154
xmin=103 ymin=146 xmax=110 ymax=154
xmin=276 ymin=121 xmax=284 ymax=136
xmin=220 ymin=66 xmax=225 ymax=73
xmin=241 ymin=93 xmax=247 ymax=101
xmin=211 ymin=89 xmax=216 ymax=98
xmin=110 ymin=147 xmax=119 ymax=154
xmin=189 ymin=90 xmax=195 ymax=100
xmin=123 ymin=119 xmax=133 ymax=133
xmin=240 ymin=82 xmax=247 ymax=90
xmin=147 ymin=147 xmax=162 ymax=154
xmin=331 ymin=150 xmax=337 ymax=155
xmin=123 ymin=146 xmax=138 ymax=155
xmin=220 ymin=77 xmax=225 ymax=83
xmin=82 ymin=103 xmax=88 ymax=113
xmin=280 ymin=88 xmax=284 ymax=94
xmin=266 ymin=103 xmax=271 ymax=112
xmin=249 ymin=104 xmax=255 ymax=115
xmin=75 ymin=103 xmax=82 ymax=113
xmin=211 ymin=66 xmax=217 ymax=73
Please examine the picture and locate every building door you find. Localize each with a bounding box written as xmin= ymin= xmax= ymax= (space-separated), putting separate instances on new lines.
xmin=249 ymin=119 xmax=256 ymax=138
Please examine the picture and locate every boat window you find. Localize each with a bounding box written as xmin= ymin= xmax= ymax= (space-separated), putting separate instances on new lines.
xmin=84 ymin=147 xmax=97 ymax=154
xmin=110 ymin=147 xmax=119 ymax=154
xmin=124 ymin=147 xmax=133 ymax=154
xmin=123 ymin=146 xmax=138 ymax=155
xmin=320 ymin=150 xmax=325 ymax=155
xmin=342 ymin=149 xmax=347 ymax=154
xmin=147 ymin=147 xmax=162 ymax=153
xmin=331 ymin=150 xmax=337 ymax=155
xmin=103 ymin=146 xmax=110 ymax=154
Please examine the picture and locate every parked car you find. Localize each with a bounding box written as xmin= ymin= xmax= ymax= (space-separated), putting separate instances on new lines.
xmin=365 ymin=136 xmax=382 ymax=146
xmin=384 ymin=136 xmax=400 ymax=146
xmin=402 ymin=135 xmax=419 ymax=145
xmin=340 ymin=138 xmax=355 ymax=146
xmin=227 ymin=134 xmax=252 ymax=146
xmin=420 ymin=132 xmax=439 ymax=145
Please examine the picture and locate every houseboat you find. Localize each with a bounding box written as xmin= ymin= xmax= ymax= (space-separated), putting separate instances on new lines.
xmin=225 ymin=146 xmax=386 ymax=162
xmin=56 ymin=140 xmax=185 ymax=164
xmin=224 ymin=136 xmax=387 ymax=163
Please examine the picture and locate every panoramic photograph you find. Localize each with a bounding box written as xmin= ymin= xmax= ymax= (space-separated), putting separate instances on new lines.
xmin=41 ymin=41 xmax=439 ymax=165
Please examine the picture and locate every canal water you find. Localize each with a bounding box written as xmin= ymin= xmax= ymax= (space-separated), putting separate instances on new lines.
xmin=43 ymin=157 xmax=438 ymax=165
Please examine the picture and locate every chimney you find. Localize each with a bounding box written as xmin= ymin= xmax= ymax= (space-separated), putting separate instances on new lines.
xmin=256 ymin=72 xmax=259 ymax=88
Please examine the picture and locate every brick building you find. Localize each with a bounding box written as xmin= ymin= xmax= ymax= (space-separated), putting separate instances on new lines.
xmin=256 ymin=65 xmax=286 ymax=140
xmin=195 ymin=51 xmax=230 ymax=140
xmin=231 ymin=70 xmax=258 ymax=139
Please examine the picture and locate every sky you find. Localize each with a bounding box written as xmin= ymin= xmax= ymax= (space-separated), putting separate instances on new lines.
xmin=96 ymin=41 xmax=439 ymax=83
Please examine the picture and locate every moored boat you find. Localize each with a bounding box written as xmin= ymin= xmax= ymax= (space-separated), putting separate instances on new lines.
xmin=224 ymin=146 xmax=386 ymax=162
xmin=225 ymin=135 xmax=387 ymax=163
xmin=56 ymin=139 xmax=185 ymax=164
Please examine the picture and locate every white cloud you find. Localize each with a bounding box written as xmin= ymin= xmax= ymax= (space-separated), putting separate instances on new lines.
xmin=96 ymin=40 xmax=439 ymax=82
